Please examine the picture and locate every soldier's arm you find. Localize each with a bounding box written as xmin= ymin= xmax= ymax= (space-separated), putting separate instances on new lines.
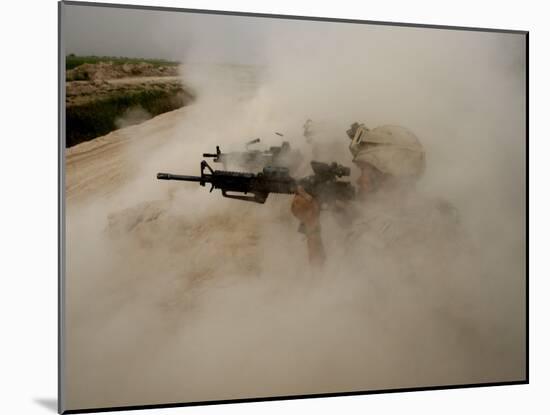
xmin=291 ymin=187 xmax=326 ymax=267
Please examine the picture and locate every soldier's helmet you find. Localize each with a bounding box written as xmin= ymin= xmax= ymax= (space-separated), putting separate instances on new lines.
xmin=348 ymin=123 xmax=426 ymax=179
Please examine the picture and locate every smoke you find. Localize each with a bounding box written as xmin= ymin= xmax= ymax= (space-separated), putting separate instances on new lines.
xmin=64 ymin=20 xmax=526 ymax=410
xmin=114 ymin=107 xmax=152 ymax=129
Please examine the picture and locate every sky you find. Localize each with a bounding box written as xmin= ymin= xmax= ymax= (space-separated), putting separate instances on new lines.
xmin=63 ymin=3 xmax=524 ymax=65
xmin=64 ymin=3 xmax=286 ymax=63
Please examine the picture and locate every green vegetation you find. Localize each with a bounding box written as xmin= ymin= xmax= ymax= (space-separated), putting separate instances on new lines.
xmin=66 ymin=88 xmax=189 ymax=147
xmin=66 ymin=54 xmax=180 ymax=70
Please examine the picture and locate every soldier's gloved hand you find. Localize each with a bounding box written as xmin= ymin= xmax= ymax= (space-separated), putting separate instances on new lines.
xmin=291 ymin=186 xmax=320 ymax=231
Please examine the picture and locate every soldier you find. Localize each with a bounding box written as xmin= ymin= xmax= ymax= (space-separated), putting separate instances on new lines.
xmin=291 ymin=123 xmax=460 ymax=267
xmin=291 ymin=123 xmax=497 ymax=383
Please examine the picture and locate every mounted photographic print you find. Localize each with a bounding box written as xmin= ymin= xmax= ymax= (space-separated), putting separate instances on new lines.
xmin=58 ymin=1 xmax=528 ymax=413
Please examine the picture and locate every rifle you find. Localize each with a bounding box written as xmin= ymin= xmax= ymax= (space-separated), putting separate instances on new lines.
xmin=202 ymin=139 xmax=302 ymax=172
xmin=157 ymin=159 xmax=355 ymax=206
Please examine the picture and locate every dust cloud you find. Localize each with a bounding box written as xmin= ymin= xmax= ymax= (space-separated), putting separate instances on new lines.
xmin=64 ymin=20 xmax=526 ymax=410
xmin=114 ymin=107 xmax=152 ymax=129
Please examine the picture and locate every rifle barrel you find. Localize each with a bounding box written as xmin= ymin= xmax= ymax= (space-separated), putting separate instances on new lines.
xmin=157 ymin=173 xmax=203 ymax=182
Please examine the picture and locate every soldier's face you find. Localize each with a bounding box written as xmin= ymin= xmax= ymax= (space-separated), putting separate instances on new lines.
xmin=356 ymin=164 xmax=373 ymax=197
xmin=356 ymin=163 xmax=382 ymax=198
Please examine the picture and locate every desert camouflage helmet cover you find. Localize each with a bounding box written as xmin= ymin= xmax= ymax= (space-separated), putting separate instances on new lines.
xmin=348 ymin=123 xmax=426 ymax=179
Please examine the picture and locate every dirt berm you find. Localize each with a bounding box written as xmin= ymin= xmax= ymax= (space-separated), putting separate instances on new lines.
xmin=66 ymin=62 xmax=194 ymax=147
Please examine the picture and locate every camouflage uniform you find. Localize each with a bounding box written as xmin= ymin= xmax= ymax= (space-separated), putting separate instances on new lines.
xmin=332 ymin=124 xmax=487 ymax=384
xmin=344 ymin=123 xmax=468 ymax=283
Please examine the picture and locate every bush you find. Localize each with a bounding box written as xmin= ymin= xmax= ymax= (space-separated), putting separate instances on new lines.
xmin=66 ymin=55 xmax=179 ymax=71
